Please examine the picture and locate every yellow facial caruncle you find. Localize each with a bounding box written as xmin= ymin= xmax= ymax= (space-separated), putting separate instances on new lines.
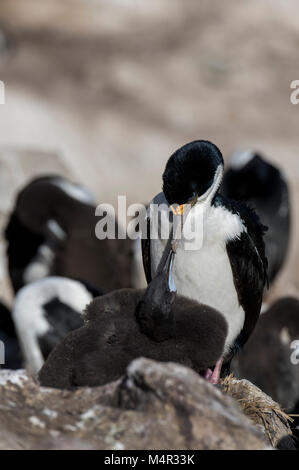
xmin=170 ymin=204 xmax=185 ymax=216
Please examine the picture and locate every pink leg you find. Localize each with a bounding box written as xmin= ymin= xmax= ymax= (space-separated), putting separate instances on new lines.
xmin=208 ymin=358 xmax=223 ymax=385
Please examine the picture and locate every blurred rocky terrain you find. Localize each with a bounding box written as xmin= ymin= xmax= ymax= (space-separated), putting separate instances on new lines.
xmin=0 ymin=358 xmax=293 ymax=450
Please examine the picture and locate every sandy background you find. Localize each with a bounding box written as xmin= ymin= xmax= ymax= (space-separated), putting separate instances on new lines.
xmin=0 ymin=0 xmax=298 ymax=302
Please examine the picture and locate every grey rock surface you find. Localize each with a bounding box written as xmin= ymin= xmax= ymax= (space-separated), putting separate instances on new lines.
xmin=0 ymin=359 xmax=270 ymax=450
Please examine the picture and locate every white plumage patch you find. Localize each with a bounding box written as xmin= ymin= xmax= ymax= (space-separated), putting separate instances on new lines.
xmin=230 ymin=149 xmax=255 ymax=170
xmin=150 ymin=202 xmax=246 ymax=356
xmin=12 ymin=277 xmax=93 ymax=375
xmin=52 ymin=179 xmax=95 ymax=205
xmin=23 ymin=245 xmax=55 ymax=284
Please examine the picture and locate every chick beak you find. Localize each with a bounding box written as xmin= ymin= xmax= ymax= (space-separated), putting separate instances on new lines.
xmin=163 ymin=247 xmax=176 ymax=293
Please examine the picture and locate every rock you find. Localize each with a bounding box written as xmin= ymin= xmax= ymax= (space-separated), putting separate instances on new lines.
xmin=0 ymin=359 xmax=269 ymax=450
xmin=220 ymin=375 xmax=293 ymax=448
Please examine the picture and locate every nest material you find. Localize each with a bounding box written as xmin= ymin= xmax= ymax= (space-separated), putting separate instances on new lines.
xmin=220 ymin=375 xmax=293 ymax=447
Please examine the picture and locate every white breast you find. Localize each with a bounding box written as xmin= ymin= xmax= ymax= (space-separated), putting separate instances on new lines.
xmin=150 ymin=203 xmax=246 ymax=355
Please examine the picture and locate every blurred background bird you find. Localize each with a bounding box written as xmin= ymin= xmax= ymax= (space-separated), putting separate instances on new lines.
xmin=221 ymin=149 xmax=291 ymax=285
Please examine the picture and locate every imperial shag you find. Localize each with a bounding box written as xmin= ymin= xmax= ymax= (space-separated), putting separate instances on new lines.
xmin=142 ymin=140 xmax=268 ymax=379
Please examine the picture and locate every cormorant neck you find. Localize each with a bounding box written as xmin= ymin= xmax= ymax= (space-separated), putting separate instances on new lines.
xmin=197 ymin=164 xmax=224 ymax=207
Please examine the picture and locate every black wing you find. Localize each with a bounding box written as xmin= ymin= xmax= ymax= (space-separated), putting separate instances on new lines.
xmin=226 ymin=232 xmax=266 ymax=348
xmin=225 ymin=201 xmax=268 ymax=358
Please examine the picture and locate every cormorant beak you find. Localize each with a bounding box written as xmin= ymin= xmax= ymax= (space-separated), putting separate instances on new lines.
xmin=170 ymin=193 xmax=198 ymax=216
xmin=169 ymin=193 xmax=197 ymax=253
xmin=158 ymin=194 xmax=198 ymax=292
xmin=161 ymin=246 xmax=176 ymax=293
xmin=170 ymin=204 xmax=185 ymax=216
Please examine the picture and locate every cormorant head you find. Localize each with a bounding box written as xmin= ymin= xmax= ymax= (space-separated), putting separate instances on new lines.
xmin=15 ymin=175 xmax=95 ymax=235
xmin=162 ymin=140 xmax=224 ymax=213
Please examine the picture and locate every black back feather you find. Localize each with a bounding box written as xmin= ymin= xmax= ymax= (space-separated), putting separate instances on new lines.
xmin=213 ymin=195 xmax=268 ymax=365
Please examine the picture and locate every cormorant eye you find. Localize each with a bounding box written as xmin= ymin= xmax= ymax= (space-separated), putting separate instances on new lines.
xmin=186 ymin=191 xmax=197 ymax=203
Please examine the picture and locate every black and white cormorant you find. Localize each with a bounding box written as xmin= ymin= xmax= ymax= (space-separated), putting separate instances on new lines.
xmin=38 ymin=228 xmax=228 ymax=389
xmin=142 ymin=140 xmax=268 ymax=378
xmin=12 ymin=276 xmax=101 ymax=375
xmin=221 ymin=149 xmax=291 ymax=284
xmin=5 ymin=175 xmax=135 ymax=294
